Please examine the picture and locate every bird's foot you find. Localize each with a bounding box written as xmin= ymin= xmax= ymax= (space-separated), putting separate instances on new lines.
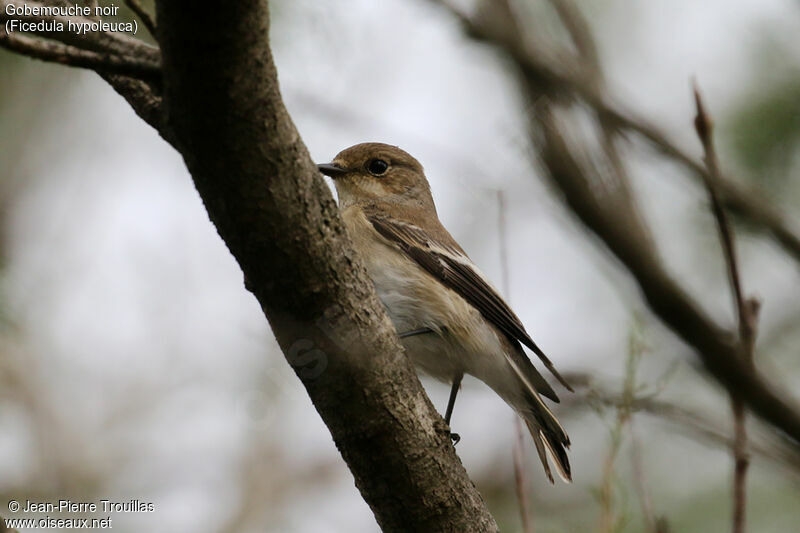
xmin=437 ymin=426 xmax=461 ymax=445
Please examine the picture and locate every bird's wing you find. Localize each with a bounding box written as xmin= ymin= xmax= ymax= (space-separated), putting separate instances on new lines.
xmin=366 ymin=212 xmax=572 ymax=395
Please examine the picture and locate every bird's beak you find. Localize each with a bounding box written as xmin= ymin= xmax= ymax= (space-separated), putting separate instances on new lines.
xmin=317 ymin=163 xmax=347 ymax=178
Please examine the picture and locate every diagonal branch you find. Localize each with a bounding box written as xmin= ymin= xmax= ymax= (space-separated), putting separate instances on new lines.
xmin=124 ymin=0 xmax=156 ymax=37
xmin=693 ymin=87 xmax=759 ymax=347
xmin=151 ymin=0 xmax=497 ymax=530
xmin=1 ymin=0 xmax=166 ymax=142
xmin=433 ymin=0 xmax=800 ymax=451
xmin=562 ymin=373 xmax=800 ymax=475
xmin=538 ymin=99 xmax=800 ymax=446
xmin=693 ymin=85 xmax=759 ymax=533
xmin=99 ymin=73 xmax=170 ymax=145
xmin=431 ymin=0 xmax=800 ymax=265
xmin=1 ymin=0 xmax=160 ymax=64
xmin=3 ymin=0 xmax=500 ymax=529
xmin=0 ymin=27 xmax=160 ymax=80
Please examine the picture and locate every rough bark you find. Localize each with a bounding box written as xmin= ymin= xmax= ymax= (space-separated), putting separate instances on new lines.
xmin=151 ymin=1 xmax=497 ymax=531
xmin=1 ymin=0 xmax=500 ymax=529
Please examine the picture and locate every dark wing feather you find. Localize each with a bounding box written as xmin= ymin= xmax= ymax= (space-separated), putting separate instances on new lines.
xmin=368 ymin=214 xmax=572 ymax=395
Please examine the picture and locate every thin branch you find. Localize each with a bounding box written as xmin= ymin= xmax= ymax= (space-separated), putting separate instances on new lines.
xmin=497 ymin=190 xmax=533 ymax=533
xmin=541 ymin=101 xmax=800 ymax=446
xmin=0 ymin=28 xmax=160 ymax=80
xmin=513 ymin=418 xmax=534 ymax=533
xmin=693 ymin=86 xmax=753 ymax=343
xmin=546 ymin=0 xmax=645 ymax=241
xmin=561 ymin=373 xmax=800 ymax=476
xmin=545 ymin=0 xmax=600 ymax=82
xmin=630 ymin=422 xmax=662 ymax=533
xmin=0 ymin=0 xmax=165 ymax=141
xmin=694 ymin=84 xmax=760 ymax=533
xmin=433 ymin=0 xmax=800 ymax=452
xmin=151 ymin=0 xmax=499 ymax=529
xmin=99 ymin=73 xmax=170 ymax=146
xmin=730 ymin=398 xmax=749 ymax=533
xmin=431 ymin=0 xmax=800 ymax=265
xmin=1 ymin=0 xmax=160 ymax=65
xmin=124 ymin=0 xmax=156 ymax=37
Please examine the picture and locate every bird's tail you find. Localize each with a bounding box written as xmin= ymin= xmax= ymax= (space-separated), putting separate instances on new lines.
xmin=518 ymin=392 xmax=572 ymax=484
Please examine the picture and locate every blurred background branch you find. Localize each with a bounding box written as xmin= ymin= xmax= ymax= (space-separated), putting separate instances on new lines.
xmin=694 ymin=84 xmax=758 ymax=533
xmin=0 ymin=0 xmax=166 ymax=135
xmin=433 ymin=0 xmax=800 ymax=265
xmin=431 ymin=0 xmax=800 ymax=452
xmin=2 ymin=0 xmax=502 ymax=530
xmin=122 ymin=0 xmax=156 ymax=37
xmin=562 ymin=372 xmax=800 ymax=477
xmin=1 ymin=0 xmax=800 ymax=532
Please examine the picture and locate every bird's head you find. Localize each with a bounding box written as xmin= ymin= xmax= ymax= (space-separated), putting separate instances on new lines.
xmin=318 ymin=143 xmax=434 ymax=210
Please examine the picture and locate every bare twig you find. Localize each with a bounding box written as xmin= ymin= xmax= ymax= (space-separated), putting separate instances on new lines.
xmin=1 ymin=0 xmax=160 ymax=64
xmin=99 ymin=73 xmax=170 ymax=146
xmin=730 ymin=398 xmax=749 ymax=533
xmin=546 ymin=0 xmax=643 ymax=240
xmin=598 ymin=323 xmax=644 ymax=533
xmin=0 ymin=0 xmax=165 ymax=138
xmin=431 ymin=0 xmax=800 ymax=265
xmin=0 ymin=0 xmax=503 ymax=529
xmin=562 ymin=372 xmax=800 ymax=475
xmin=693 ymin=86 xmax=755 ymax=344
xmin=0 ymin=27 xmax=160 ymax=80
xmin=630 ymin=423 xmax=662 ymax=533
xmin=513 ymin=418 xmax=533 ymax=533
xmin=124 ymin=0 xmax=157 ymax=37
xmin=432 ymin=0 xmax=800 ymax=451
xmin=497 ymin=190 xmax=533 ymax=533
xmin=693 ymin=84 xmax=760 ymax=533
xmin=545 ymin=0 xmax=600 ymax=82
xmin=540 ymin=100 xmax=800 ymax=445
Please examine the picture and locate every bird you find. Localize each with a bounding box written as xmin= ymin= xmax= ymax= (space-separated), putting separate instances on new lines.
xmin=317 ymin=142 xmax=572 ymax=483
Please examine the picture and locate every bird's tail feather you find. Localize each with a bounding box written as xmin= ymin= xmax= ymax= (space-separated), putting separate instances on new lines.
xmin=520 ymin=392 xmax=572 ymax=483
xmin=501 ymin=339 xmax=571 ymax=482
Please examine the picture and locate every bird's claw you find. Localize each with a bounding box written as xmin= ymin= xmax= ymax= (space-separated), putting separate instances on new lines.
xmin=436 ymin=426 xmax=461 ymax=445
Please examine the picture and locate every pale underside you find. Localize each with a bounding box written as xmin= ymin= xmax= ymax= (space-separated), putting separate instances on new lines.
xmin=343 ymin=205 xmax=529 ymax=407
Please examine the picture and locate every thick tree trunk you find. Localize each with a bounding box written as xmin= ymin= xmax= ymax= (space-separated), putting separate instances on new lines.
xmin=152 ymin=1 xmax=497 ymax=531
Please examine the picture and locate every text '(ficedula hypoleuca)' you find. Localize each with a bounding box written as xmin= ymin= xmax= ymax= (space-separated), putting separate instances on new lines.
xmin=318 ymin=142 xmax=572 ymax=483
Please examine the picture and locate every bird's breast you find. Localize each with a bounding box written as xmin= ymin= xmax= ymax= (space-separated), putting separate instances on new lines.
xmin=340 ymin=206 xmax=507 ymax=382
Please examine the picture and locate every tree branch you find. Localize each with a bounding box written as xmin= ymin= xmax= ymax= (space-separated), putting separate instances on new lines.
xmin=2 ymin=0 xmax=501 ymax=529
xmin=1 ymin=0 xmax=160 ymax=63
xmin=151 ymin=1 xmax=497 ymax=530
xmin=0 ymin=27 xmax=160 ymax=80
xmin=498 ymin=190 xmax=533 ymax=533
xmin=123 ymin=0 xmax=156 ymax=37
xmin=431 ymin=0 xmax=800 ymax=265
xmin=539 ymin=103 xmax=800 ymax=445
xmin=99 ymin=73 xmax=170 ymax=145
xmin=0 ymin=1 xmax=167 ymax=145
xmin=693 ymin=85 xmax=759 ymax=533
xmin=562 ymin=373 xmax=800 ymax=476
xmin=433 ymin=0 xmax=800 ymax=451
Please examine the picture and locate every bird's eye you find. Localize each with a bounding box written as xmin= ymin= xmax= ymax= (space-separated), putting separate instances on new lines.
xmin=366 ymin=158 xmax=389 ymax=176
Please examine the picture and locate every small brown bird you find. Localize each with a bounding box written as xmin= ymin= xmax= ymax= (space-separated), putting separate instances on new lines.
xmin=318 ymin=143 xmax=572 ymax=482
